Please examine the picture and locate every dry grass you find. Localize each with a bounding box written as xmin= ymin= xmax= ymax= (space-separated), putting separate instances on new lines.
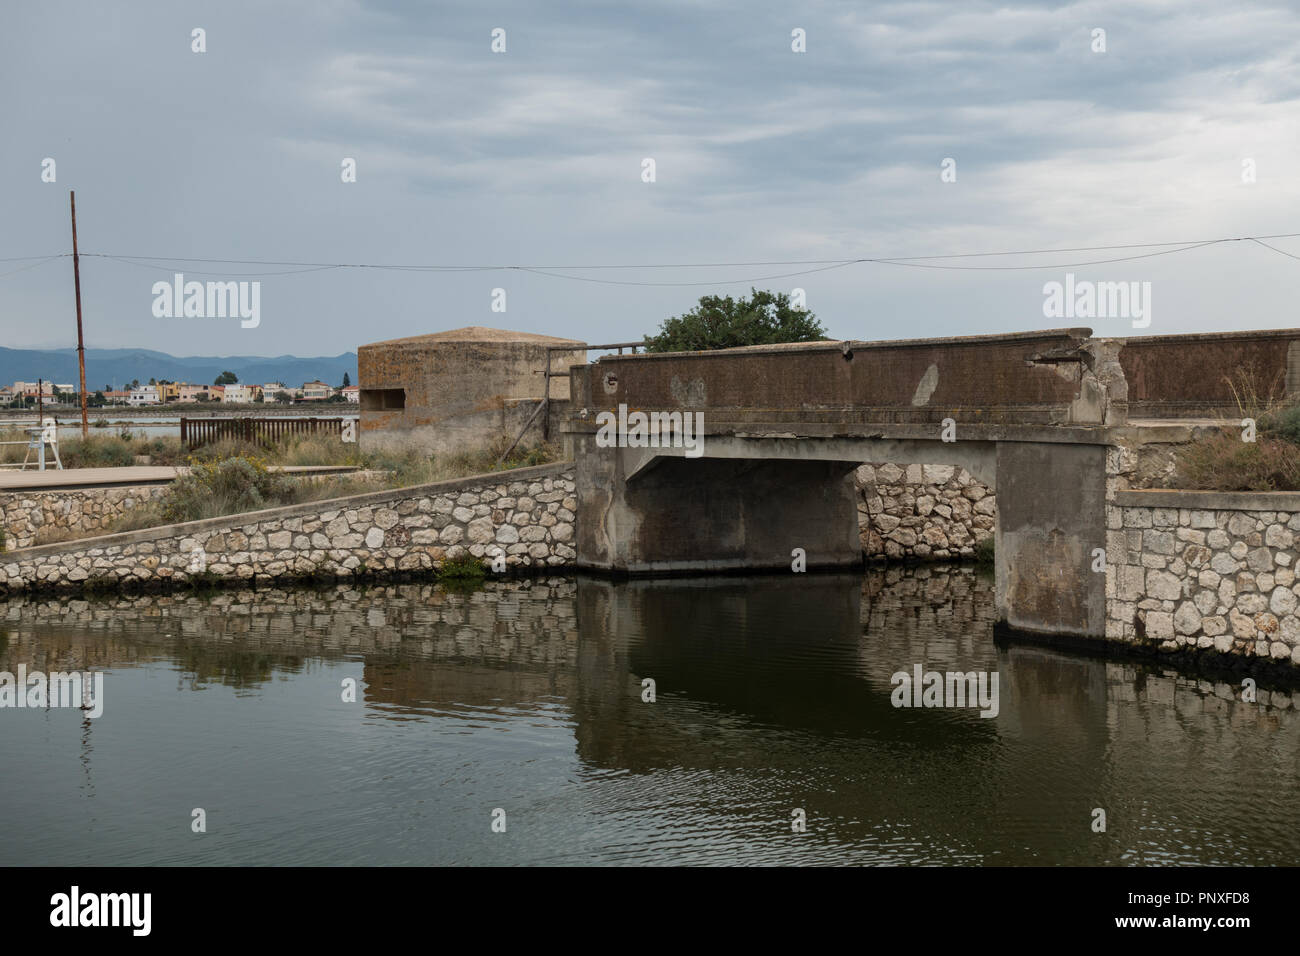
xmin=1223 ymin=360 xmax=1288 ymax=422
xmin=1174 ymin=431 xmax=1300 ymax=491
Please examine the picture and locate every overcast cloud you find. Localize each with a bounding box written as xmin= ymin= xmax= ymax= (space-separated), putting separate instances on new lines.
xmin=3 ymin=0 xmax=1299 ymax=355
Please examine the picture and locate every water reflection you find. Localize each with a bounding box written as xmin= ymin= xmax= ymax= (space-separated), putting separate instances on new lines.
xmin=0 ymin=567 xmax=1296 ymax=866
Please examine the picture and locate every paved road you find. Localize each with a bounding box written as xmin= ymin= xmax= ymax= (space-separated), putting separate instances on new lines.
xmin=0 ymin=464 xmax=359 ymax=491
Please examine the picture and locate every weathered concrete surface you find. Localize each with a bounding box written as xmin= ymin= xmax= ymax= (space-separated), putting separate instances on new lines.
xmin=567 ymin=329 xmax=1127 ymax=632
xmin=358 ymin=326 xmax=585 ymax=456
xmin=1118 ymin=328 xmax=1300 ymax=418
xmin=570 ymin=328 xmax=1115 ymax=426
xmin=995 ymin=442 xmax=1108 ymax=637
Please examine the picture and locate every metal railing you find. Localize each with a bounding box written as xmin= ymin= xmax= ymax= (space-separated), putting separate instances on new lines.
xmin=180 ymin=416 xmax=349 ymax=450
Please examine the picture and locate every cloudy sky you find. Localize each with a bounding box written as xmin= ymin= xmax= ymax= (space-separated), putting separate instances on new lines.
xmin=3 ymin=0 xmax=1299 ymax=357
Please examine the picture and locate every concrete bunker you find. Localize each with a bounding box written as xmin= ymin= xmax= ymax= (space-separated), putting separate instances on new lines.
xmin=357 ymin=326 xmax=586 ymax=457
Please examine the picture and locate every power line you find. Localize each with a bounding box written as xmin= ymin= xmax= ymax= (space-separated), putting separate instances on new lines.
xmin=2 ymin=232 xmax=1298 ymax=285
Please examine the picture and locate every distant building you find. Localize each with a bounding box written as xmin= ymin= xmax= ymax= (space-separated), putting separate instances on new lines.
xmin=178 ymin=384 xmax=208 ymax=403
xmin=357 ymin=326 xmax=586 ymax=456
xmin=0 ymin=387 xmax=15 ymax=405
xmin=209 ymin=385 xmax=225 ymax=402
xmin=341 ymin=385 xmax=360 ymax=402
xmin=222 ymin=384 xmax=255 ymax=403
xmin=14 ymin=381 xmax=54 ymax=399
xmin=103 ymin=390 xmax=132 ymax=404
xmin=157 ymin=382 xmax=181 ymax=402
xmin=300 ymin=381 xmax=335 ymax=401
xmin=128 ymin=385 xmax=161 ymax=406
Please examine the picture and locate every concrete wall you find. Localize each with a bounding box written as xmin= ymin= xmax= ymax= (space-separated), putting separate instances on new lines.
xmin=1107 ymin=489 xmax=1300 ymax=667
xmin=359 ymin=327 xmax=585 ymax=456
xmin=1117 ymin=328 xmax=1300 ymax=418
xmin=570 ymin=328 xmax=1121 ymax=427
xmin=0 ymin=464 xmax=575 ymax=596
xmin=996 ymin=441 xmax=1109 ymax=638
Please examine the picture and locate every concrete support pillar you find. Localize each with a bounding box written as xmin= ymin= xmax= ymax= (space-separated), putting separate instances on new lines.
xmin=995 ymin=441 xmax=1108 ymax=637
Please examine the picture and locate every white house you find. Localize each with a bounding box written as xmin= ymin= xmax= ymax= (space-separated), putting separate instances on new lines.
xmin=128 ymin=385 xmax=161 ymax=406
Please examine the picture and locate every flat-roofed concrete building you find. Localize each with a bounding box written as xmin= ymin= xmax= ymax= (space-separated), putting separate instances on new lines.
xmin=358 ymin=326 xmax=586 ymax=456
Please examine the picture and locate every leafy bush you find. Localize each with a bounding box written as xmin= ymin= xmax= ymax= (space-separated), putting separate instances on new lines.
xmin=1173 ymin=433 xmax=1300 ymax=491
xmin=437 ymin=552 xmax=486 ymax=581
xmin=644 ymin=288 xmax=828 ymax=353
xmin=161 ymin=455 xmax=297 ymax=523
xmin=974 ymin=536 xmax=994 ymax=566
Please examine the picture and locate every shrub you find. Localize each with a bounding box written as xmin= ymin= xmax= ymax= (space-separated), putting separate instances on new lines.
xmin=437 ymin=552 xmax=486 ymax=581
xmin=974 ymin=536 xmax=994 ymax=566
xmin=161 ymin=455 xmax=297 ymax=523
xmin=644 ymin=288 xmax=829 ymax=352
xmin=60 ymin=436 xmax=137 ymax=469
xmin=1173 ymin=433 xmax=1300 ymax=491
xmin=1260 ymin=405 xmax=1300 ymax=446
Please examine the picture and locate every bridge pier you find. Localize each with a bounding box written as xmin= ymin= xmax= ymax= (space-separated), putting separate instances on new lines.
xmin=995 ymin=442 xmax=1109 ymax=637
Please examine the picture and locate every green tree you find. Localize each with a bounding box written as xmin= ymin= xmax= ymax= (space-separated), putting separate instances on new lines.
xmin=341 ymin=372 xmax=351 ymax=388
xmin=90 ymin=390 xmax=106 ymax=407
xmin=643 ymin=288 xmax=828 ymax=353
xmin=214 ymin=370 xmax=238 ymax=385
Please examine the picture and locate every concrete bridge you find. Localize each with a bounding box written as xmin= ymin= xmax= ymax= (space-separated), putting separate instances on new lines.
xmin=564 ymin=327 xmax=1300 ymax=638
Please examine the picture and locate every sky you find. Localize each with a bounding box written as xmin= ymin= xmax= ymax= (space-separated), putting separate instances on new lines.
xmin=3 ymin=0 xmax=1299 ymax=357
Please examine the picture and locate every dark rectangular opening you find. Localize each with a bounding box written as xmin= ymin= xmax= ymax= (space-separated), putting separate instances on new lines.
xmin=361 ymin=388 xmax=405 ymax=411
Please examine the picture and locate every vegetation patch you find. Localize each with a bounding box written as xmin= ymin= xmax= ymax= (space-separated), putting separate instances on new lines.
xmin=1173 ymin=432 xmax=1300 ymax=491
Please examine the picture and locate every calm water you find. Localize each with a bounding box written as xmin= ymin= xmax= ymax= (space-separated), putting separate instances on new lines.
xmin=1 ymin=568 xmax=1297 ymax=866
xmin=0 ymin=415 xmax=358 ymax=440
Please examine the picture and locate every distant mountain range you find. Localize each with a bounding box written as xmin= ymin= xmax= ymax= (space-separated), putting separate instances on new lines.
xmin=0 ymin=347 xmax=357 ymax=391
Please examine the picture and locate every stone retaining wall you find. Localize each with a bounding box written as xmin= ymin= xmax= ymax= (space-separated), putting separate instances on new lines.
xmin=0 ymin=469 xmax=385 ymax=551
xmin=854 ymin=463 xmax=995 ymax=560
xmin=0 ymin=463 xmax=575 ymax=596
xmin=1 ymin=485 xmax=168 ymax=550
xmin=1107 ymin=489 xmax=1300 ymax=666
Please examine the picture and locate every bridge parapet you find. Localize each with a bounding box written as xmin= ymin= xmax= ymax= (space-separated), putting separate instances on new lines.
xmin=567 ymin=328 xmax=1128 ymax=429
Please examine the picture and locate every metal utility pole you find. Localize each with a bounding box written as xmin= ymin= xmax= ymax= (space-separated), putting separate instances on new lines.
xmin=70 ymin=191 xmax=88 ymax=438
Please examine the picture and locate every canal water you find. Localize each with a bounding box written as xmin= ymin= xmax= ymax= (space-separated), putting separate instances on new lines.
xmin=1 ymin=566 xmax=1296 ymax=866
xmin=0 ymin=415 xmax=359 ymax=441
